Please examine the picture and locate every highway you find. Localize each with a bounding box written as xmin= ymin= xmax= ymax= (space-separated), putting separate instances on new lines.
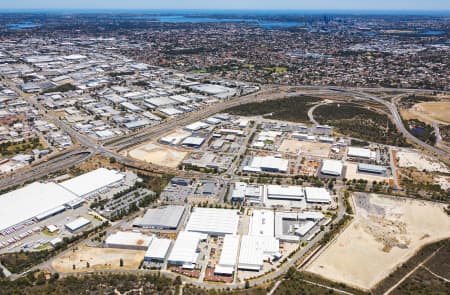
xmin=0 ymin=149 xmax=93 ymax=190
xmin=349 ymin=89 xmax=450 ymax=164
xmin=5 ymin=83 xmax=448 ymax=186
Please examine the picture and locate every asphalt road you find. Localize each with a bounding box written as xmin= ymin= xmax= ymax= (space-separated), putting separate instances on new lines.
xmin=349 ymin=89 xmax=450 ymax=163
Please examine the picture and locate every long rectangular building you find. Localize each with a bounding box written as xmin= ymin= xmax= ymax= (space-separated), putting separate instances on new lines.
xmin=266 ymin=185 xmax=304 ymax=200
xmin=347 ymin=147 xmax=376 ymax=160
xmin=321 ymin=159 xmax=344 ymax=176
xmin=0 ymin=182 xmax=80 ymax=233
xmin=65 ymin=217 xmax=91 ymax=232
xmin=105 ymin=231 xmax=153 ymax=250
xmin=238 ymin=235 xmax=280 ymax=271
xmin=60 ymin=168 xmax=124 ymax=198
xmin=185 ymin=208 xmax=239 ymax=236
xmin=144 ymin=238 xmax=172 ymax=262
xmin=243 ymin=156 xmax=288 ymax=174
xmin=304 ymin=187 xmax=332 ymax=204
xmin=133 ymin=206 xmax=185 ymax=230
xmin=215 ymin=235 xmax=240 ymax=276
xmin=358 ymin=163 xmax=387 ymax=174
xmin=167 ymin=231 xmax=207 ymax=267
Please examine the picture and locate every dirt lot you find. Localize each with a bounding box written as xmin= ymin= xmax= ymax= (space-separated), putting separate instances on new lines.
xmin=345 ymin=162 xmax=391 ymax=183
xmin=306 ymin=193 xmax=450 ymax=291
xmin=396 ymin=148 xmax=449 ymax=173
xmin=403 ymin=101 xmax=450 ymax=124
xmin=52 ymin=246 xmax=145 ymax=273
xmin=278 ymin=139 xmax=330 ymax=158
xmin=126 ymin=142 xmax=188 ymax=168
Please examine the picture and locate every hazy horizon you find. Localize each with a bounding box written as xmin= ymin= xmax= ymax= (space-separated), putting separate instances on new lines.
xmin=0 ymin=0 xmax=449 ymax=12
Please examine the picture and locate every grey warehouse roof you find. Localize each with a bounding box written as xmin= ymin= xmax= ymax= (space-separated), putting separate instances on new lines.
xmin=133 ymin=205 xmax=185 ymax=229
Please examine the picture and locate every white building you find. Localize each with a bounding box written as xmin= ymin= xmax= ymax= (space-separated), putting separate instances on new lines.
xmin=65 ymin=217 xmax=91 ymax=232
xmin=144 ymin=238 xmax=172 ymax=262
xmin=321 ymin=159 xmax=344 ymax=176
xmin=275 ymin=211 xmax=325 ymax=242
xmin=60 ymin=168 xmax=124 ymax=198
xmin=266 ymin=185 xmax=304 ymax=200
xmin=249 ymin=210 xmax=275 ymax=237
xmin=167 ymin=231 xmax=207 ymax=268
xmin=105 ymin=231 xmax=153 ymax=250
xmin=185 ymin=208 xmax=239 ymax=236
xmin=347 ymin=147 xmax=376 ymax=160
xmin=231 ymin=182 xmax=263 ymax=203
xmin=215 ymin=235 xmax=240 ymax=276
xmin=238 ymin=235 xmax=280 ymax=271
xmin=243 ymin=156 xmax=289 ymax=174
xmin=185 ymin=121 xmax=210 ymax=132
xmin=304 ymin=187 xmax=332 ymax=204
xmin=0 ymin=182 xmax=80 ymax=233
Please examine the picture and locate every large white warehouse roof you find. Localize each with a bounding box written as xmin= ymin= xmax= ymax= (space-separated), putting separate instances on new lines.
xmin=186 ymin=208 xmax=239 ymax=236
xmin=105 ymin=231 xmax=153 ymax=249
xmin=145 ymin=238 xmax=172 ymax=261
xmin=60 ymin=168 xmax=124 ymax=197
xmin=238 ymin=235 xmax=280 ymax=271
xmin=0 ymin=182 xmax=80 ymax=232
xmin=215 ymin=235 xmax=240 ymax=275
xmin=133 ymin=206 xmax=185 ymax=229
xmin=249 ymin=210 xmax=275 ymax=237
xmin=168 ymin=231 xmax=207 ymax=266
xmin=305 ymin=187 xmax=332 ymax=203
xmin=65 ymin=217 xmax=91 ymax=232
xmin=347 ymin=147 xmax=376 ymax=159
xmin=266 ymin=185 xmax=304 ymax=200
xmin=244 ymin=156 xmax=289 ymax=173
xmin=321 ymin=159 xmax=344 ymax=176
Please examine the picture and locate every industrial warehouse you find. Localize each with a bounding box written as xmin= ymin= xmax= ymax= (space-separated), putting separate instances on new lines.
xmin=0 ymin=182 xmax=81 ymax=233
xmin=0 ymin=167 xmax=134 ymax=254
xmin=185 ymin=208 xmax=240 ymax=236
xmin=133 ymin=205 xmax=185 ymax=230
xmin=59 ymin=168 xmax=125 ymax=198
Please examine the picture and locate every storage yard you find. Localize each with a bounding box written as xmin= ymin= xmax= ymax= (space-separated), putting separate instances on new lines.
xmin=306 ymin=193 xmax=450 ymax=290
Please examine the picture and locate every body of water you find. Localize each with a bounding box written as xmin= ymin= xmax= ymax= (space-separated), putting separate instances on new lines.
xmin=154 ymin=15 xmax=303 ymax=28
xmin=420 ymin=30 xmax=446 ymax=35
xmin=6 ymin=22 xmax=39 ymax=30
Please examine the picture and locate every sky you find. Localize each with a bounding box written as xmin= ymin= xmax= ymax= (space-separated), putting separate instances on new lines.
xmin=0 ymin=0 xmax=449 ymax=11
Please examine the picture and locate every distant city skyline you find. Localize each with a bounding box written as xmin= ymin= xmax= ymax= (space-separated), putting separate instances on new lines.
xmin=0 ymin=0 xmax=449 ymax=11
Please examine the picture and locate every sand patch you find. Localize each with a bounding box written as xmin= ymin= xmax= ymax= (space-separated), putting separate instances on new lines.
xmin=409 ymin=101 xmax=450 ymax=124
xmin=128 ymin=142 xmax=188 ymax=168
xmin=396 ymin=148 xmax=449 ymax=173
xmin=306 ymin=193 xmax=450 ymax=290
xmin=278 ymin=139 xmax=331 ymax=158
xmin=52 ymin=246 xmax=145 ymax=273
